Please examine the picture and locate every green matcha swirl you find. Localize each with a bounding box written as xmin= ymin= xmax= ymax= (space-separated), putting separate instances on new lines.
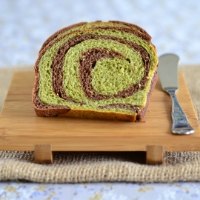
xmin=35 ymin=21 xmax=158 ymax=115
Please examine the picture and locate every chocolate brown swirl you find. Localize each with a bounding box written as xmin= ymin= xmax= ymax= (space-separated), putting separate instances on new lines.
xmin=51 ymin=34 xmax=150 ymax=103
xmin=33 ymin=21 xmax=155 ymax=114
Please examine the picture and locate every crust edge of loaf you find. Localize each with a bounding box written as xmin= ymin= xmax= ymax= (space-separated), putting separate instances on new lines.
xmin=34 ymin=108 xmax=137 ymax=122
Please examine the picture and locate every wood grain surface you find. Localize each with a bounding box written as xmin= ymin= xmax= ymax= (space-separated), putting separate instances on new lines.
xmin=0 ymin=70 xmax=199 ymax=154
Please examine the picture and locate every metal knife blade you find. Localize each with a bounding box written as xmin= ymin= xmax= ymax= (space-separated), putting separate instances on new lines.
xmin=158 ymin=53 xmax=194 ymax=135
xmin=158 ymin=53 xmax=179 ymax=89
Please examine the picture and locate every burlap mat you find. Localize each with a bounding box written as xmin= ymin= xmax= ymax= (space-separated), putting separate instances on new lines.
xmin=0 ymin=66 xmax=200 ymax=183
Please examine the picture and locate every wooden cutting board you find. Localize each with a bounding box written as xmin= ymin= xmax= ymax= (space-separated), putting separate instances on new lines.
xmin=0 ymin=70 xmax=199 ymax=164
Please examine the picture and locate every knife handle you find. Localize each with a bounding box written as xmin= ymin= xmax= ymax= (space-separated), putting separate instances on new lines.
xmin=165 ymin=88 xmax=194 ymax=135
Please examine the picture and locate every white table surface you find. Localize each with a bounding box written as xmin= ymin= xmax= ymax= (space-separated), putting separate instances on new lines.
xmin=0 ymin=0 xmax=200 ymax=199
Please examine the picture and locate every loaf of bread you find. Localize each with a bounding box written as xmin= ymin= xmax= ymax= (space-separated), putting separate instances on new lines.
xmin=33 ymin=21 xmax=158 ymax=121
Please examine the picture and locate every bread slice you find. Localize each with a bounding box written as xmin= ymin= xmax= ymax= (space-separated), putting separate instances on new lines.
xmin=33 ymin=21 xmax=158 ymax=121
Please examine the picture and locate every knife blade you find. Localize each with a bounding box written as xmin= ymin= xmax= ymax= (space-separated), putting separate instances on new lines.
xmin=158 ymin=53 xmax=194 ymax=135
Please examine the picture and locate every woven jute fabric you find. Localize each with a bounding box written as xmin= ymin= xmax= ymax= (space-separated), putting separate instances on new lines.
xmin=0 ymin=67 xmax=199 ymax=183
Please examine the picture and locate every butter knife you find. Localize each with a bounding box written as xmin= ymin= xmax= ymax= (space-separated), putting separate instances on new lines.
xmin=158 ymin=53 xmax=194 ymax=135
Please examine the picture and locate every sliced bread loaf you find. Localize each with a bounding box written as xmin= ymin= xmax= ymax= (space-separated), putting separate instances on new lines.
xmin=33 ymin=21 xmax=158 ymax=121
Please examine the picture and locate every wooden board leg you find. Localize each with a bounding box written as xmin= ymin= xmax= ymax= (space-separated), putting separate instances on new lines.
xmin=146 ymin=145 xmax=164 ymax=165
xmin=34 ymin=144 xmax=53 ymax=164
